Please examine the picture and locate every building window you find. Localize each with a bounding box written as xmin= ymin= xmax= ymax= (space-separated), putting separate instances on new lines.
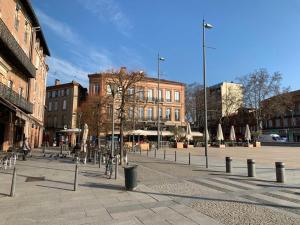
xmin=147 ymin=108 xmax=153 ymax=120
xmin=138 ymin=107 xmax=144 ymax=120
xmin=52 ymin=91 xmax=55 ymax=98
xmin=7 ymin=80 xmax=13 ymax=89
xmin=61 ymin=89 xmax=65 ymax=96
xmin=128 ymin=107 xmax=133 ymax=119
xmin=175 ymin=109 xmax=180 ymax=121
xmin=18 ymin=87 xmax=23 ymax=96
xmin=159 ymin=108 xmax=162 ymax=119
xmin=63 ymin=100 xmax=67 ymax=110
xmin=166 ymin=108 xmax=171 ymax=120
xmin=54 ymin=102 xmax=58 ymax=111
xmin=275 ymin=119 xmax=280 ymax=128
xmin=24 ymin=20 xmax=29 ymax=44
xmin=268 ymin=120 xmax=273 ymax=128
xmin=158 ymin=89 xmax=162 ymax=101
xmin=138 ymin=88 xmax=144 ymax=100
xmin=284 ymin=118 xmax=288 ymax=127
xmin=166 ymin=90 xmax=171 ymax=102
xmin=106 ymin=85 xmax=112 ymax=95
xmin=48 ymin=102 xmax=52 ymax=112
xmin=47 ymin=91 xmax=51 ymax=98
xmin=147 ymin=89 xmax=153 ymax=101
xmin=53 ymin=116 xmax=57 ymax=128
xmin=66 ymin=89 xmax=70 ymax=96
xmin=95 ymin=84 xmax=100 ymax=95
xmin=14 ymin=3 xmax=21 ymax=31
xmin=174 ymin=91 xmax=180 ymax=102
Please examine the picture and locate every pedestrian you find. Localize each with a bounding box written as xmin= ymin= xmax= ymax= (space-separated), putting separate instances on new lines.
xmin=22 ymin=137 xmax=31 ymax=161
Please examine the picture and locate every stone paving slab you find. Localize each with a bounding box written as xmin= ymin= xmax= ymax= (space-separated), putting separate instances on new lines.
xmin=0 ymin=150 xmax=223 ymax=225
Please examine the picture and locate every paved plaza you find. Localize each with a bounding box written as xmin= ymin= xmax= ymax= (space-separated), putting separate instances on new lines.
xmin=1 ymin=146 xmax=300 ymax=225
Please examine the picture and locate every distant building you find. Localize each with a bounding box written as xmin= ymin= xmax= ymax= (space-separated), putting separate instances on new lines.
xmin=88 ymin=67 xmax=186 ymax=135
xmin=262 ymin=90 xmax=300 ymax=142
xmin=44 ymin=80 xmax=87 ymax=146
xmin=0 ymin=0 xmax=50 ymax=150
xmin=195 ymin=82 xmax=243 ymax=132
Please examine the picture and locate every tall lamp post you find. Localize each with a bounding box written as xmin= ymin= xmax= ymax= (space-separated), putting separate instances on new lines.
xmin=289 ymin=109 xmax=295 ymax=142
xmin=202 ymin=19 xmax=213 ymax=168
xmin=157 ymin=53 xmax=165 ymax=152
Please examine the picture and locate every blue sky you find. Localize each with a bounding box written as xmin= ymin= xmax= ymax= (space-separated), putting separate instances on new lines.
xmin=32 ymin=0 xmax=300 ymax=90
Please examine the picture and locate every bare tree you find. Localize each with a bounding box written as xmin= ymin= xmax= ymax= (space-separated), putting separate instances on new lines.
xmin=237 ymin=68 xmax=289 ymax=131
xmin=78 ymin=95 xmax=109 ymax=148
xmin=185 ymin=83 xmax=203 ymax=128
xmin=106 ymin=69 xmax=145 ymax=164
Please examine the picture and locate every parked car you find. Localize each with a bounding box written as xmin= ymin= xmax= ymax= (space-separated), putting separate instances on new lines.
xmin=258 ymin=134 xmax=286 ymax=142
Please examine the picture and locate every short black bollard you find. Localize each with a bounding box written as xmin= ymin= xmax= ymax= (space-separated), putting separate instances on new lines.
xmin=74 ymin=164 xmax=78 ymax=191
xmin=225 ymin=157 xmax=232 ymax=173
xmin=188 ymin=152 xmax=191 ymax=165
xmin=10 ymin=167 xmax=16 ymax=197
xmin=275 ymin=162 xmax=285 ymax=183
xmin=164 ymin=150 xmax=166 ymax=160
xmin=175 ymin=151 xmax=177 ymax=162
xmin=247 ymin=159 xmax=256 ymax=177
xmin=154 ymin=148 xmax=157 ymax=158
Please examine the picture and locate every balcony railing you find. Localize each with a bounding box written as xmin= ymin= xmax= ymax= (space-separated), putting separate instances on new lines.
xmin=0 ymin=82 xmax=33 ymax=114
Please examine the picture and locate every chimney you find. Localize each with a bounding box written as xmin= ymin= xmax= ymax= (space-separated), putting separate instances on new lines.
xmin=120 ymin=67 xmax=127 ymax=73
xmin=55 ymin=79 xmax=61 ymax=86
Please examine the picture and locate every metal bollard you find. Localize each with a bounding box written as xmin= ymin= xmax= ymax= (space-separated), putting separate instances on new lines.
xmin=4 ymin=159 xmax=8 ymax=170
xmin=225 ymin=157 xmax=232 ymax=173
xmin=189 ymin=152 xmax=191 ymax=165
xmin=98 ymin=152 xmax=101 ymax=168
xmin=115 ymin=155 xmax=118 ymax=180
xmin=175 ymin=151 xmax=177 ymax=162
xmin=154 ymin=148 xmax=157 ymax=158
xmin=164 ymin=150 xmax=166 ymax=160
xmin=247 ymin=159 xmax=256 ymax=177
xmin=94 ymin=151 xmax=97 ymax=165
xmin=10 ymin=167 xmax=16 ymax=197
xmin=74 ymin=164 xmax=78 ymax=191
xmin=275 ymin=162 xmax=285 ymax=183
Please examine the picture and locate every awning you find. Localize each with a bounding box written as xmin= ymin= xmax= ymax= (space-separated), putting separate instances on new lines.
xmin=59 ymin=128 xmax=82 ymax=133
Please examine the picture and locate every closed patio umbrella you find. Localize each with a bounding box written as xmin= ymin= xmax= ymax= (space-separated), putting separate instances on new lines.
xmin=229 ymin=126 xmax=236 ymax=142
xmin=245 ymin=124 xmax=251 ymax=144
xmin=82 ymin=123 xmax=89 ymax=164
xmin=186 ymin=123 xmax=193 ymax=145
xmin=217 ymin=123 xmax=224 ymax=143
xmin=205 ymin=129 xmax=210 ymax=142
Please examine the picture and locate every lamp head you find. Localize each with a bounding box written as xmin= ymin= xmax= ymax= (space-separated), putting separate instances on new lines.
xmin=159 ymin=57 xmax=165 ymax=61
xmin=204 ymin=23 xmax=213 ymax=29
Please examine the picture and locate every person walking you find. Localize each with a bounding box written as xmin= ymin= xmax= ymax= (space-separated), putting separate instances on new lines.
xmin=22 ymin=137 xmax=31 ymax=160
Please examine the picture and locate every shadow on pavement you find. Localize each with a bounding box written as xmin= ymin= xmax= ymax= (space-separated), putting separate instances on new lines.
xmin=36 ymin=184 xmax=72 ymax=191
xmin=80 ymin=182 xmax=125 ymax=191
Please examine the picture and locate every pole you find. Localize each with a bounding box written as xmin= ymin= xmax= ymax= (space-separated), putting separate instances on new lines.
xmin=203 ymin=19 xmax=208 ymax=168
xmin=157 ymin=53 xmax=160 ymax=152
xmin=74 ymin=164 xmax=78 ymax=191
xmin=292 ymin=110 xmax=294 ymax=142
xmin=189 ymin=152 xmax=191 ymax=165
xmin=10 ymin=167 xmax=16 ymax=197
xmin=132 ymin=87 xmax=136 ymax=152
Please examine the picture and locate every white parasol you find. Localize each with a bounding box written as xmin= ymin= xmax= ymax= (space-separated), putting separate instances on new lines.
xmin=217 ymin=123 xmax=224 ymax=142
xmin=229 ymin=125 xmax=236 ymax=142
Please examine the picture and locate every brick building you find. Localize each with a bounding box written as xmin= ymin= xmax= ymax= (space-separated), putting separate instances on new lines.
xmin=88 ymin=68 xmax=186 ymax=136
xmin=0 ymin=0 xmax=50 ymax=150
xmin=44 ymin=80 xmax=87 ymax=146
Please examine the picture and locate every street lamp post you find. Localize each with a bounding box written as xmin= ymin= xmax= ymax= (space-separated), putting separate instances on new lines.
xmin=157 ymin=53 xmax=165 ymax=152
xmin=289 ymin=109 xmax=295 ymax=142
xmin=202 ymin=19 xmax=213 ymax=168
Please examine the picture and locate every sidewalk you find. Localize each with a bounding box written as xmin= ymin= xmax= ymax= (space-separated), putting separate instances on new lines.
xmin=0 ymin=149 xmax=222 ymax=225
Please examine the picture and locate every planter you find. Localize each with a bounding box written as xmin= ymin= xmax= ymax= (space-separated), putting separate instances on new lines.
xmin=175 ymin=142 xmax=184 ymax=149
xmin=217 ymin=144 xmax=226 ymax=148
xmin=244 ymin=143 xmax=254 ymax=148
xmin=139 ymin=143 xmax=149 ymax=151
xmin=184 ymin=144 xmax=194 ymax=148
xmin=254 ymin=142 xmax=261 ymax=147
